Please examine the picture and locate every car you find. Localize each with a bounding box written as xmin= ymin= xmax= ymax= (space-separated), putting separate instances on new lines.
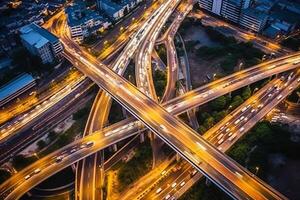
xmin=165 ymin=194 xmax=171 ymax=200
xmin=234 ymin=119 xmax=240 ymax=125
xmin=86 ymin=141 xmax=94 ymax=147
xmin=228 ymin=133 xmax=237 ymax=141
xmin=241 ymin=106 xmax=247 ymax=112
xmin=25 ymin=175 xmax=31 ymax=180
xmin=70 ymin=149 xmax=77 ymax=154
xmin=240 ymin=116 xmax=245 ymax=121
xmin=190 ymin=169 xmax=197 ymax=177
xmin=225 ymin=128 xmax=230 ymax=133
xmin=34 ymin=168 xmax=41 ymax=174
xmin=56 ymin=156 xmax=63 ymax=163
xmin=217 ymin=138 xmax=224 ymax=144
xmin=171 ymin=182 xmax=177 ymax=188
xmin=220 ymin=126 xmax=225 ymax=131
xmin=277 ymin=95 xmax=283 ymax=100
xmin=228 ymin=132 xmax=233 ymax=137
xmin=161 ymin=170 xmax=167 ymax=176
xmin=289 ymin=86 xmax=293 ymax=90
xmin=239 ymin=127 xmax=245 ymax=132
xmin=180 ymin=181 xmax=186 ymax=187
xmin=217 ymin=134 xmax=224 ymax=140
xmin=156 ymin=188 xmax=162 ymax=194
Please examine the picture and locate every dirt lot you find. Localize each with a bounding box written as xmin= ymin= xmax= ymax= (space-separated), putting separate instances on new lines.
xmin=267 ymin=155 xmax=300 ymax=199
xmin=188 ymin=53 xmax=223 ymax=88
xmin=182 ymin=25 xmax=223 ymax=88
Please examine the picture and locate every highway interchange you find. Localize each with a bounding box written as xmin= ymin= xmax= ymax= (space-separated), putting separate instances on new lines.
xmin=1 ymin=0 xmax=300 ymax=199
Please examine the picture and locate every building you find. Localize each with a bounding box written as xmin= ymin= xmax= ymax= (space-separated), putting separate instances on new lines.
xmin=19 ymin=23 xmax=63 ymax=64
xmin=0 ymin=73 xmax=36 ymax=108
xmin=239 ymin=7 xmax=268 ymax=32
xmin=65 ymin=2 xmax=111 ymax=43
xmin=97 ymin=0 xmax=142 ymax=21
xmin=221 ymin=0 xmax=251 ymax=23
xmin=198 ymin=0 xmax=251 ymax=23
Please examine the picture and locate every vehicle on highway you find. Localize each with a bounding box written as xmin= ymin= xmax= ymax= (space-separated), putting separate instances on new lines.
xmin=190 ymin=169 xmax=197 ymax=177
xmin=180 ymin=181 xmax=186 ymax=187
xmin=86 ymin=141 xmax=94 ymax=147
xmin=165 ymin=194 xmax=171 ymax=199
xmin=228 ymin=133 xmax=237 ymax=141
xmin=56 ymin=156 xmax=63 ymax=163
xmin=34 ymin=168 xmax=41 ymax=174
xmin=25 ymin=175 xmax=31 ymax=180
xmin=156 ymin=188 xmax=162 ymax=194
xmin=171 ymin=182 xmax=177 ymax=188
xmin=217 ymin=138 xmax=224 ymax=144
xmin=217 ymin=134 xmax=224 ymax=140
xmin=277 ymin=95 xmax=283 ymax=100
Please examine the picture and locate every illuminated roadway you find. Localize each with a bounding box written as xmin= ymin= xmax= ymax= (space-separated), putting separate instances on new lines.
xmin=62 ymin=41 xmax=295 ymax=199
xmin=1 ymin=50 xmax=300 ymax=199
xmin=141 ymin=70 xmax=300 ymax=200
xmin=76 ymin=0 xmax=181 ymax=199
xmin=1 ymin=57 xmax=300 ymax=199
xmin=1 ymin=1 xmax=298 ymax=197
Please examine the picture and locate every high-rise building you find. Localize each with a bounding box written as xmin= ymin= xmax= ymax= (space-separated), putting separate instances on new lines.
xmin=221 ymin=0 xmax=251 ymax=23
xmin=65 ymin=2 xmax=111 ymax=43
xmin=198 ymin=0 xmax=251 ymax=23
xmin=19 ymin=23 xmax=63 ymax=64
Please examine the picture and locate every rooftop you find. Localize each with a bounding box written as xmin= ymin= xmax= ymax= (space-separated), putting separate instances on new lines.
xmin=0 ymin=73 xmax=35 ymax=101
xmin=65 ymin=2 xmax=107 ymax=27
xmin=242 ymin=7 xmax=268 ymax=20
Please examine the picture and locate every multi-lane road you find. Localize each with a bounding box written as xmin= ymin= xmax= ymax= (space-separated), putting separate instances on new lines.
xmin=1 ymin=48 xmax=300 ymax=199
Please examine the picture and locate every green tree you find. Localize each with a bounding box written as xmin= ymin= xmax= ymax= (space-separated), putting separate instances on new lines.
xmin=230 ymin=95 xmax=244 ymax=110
xmin=242 ymin=86 xmax=252 ymax=100
xmin=203 ymin=116 xmax=215 ymax=129
xmin=12 ymin=155 xmax=37 ymax=171
xmin=37 ymin=140 xmax=47 ymax=150
xmin=0 ymin=170 xmax=11 ymax=184
xmin=228 ymin=143 xmax=249 ymax=165
xmin=210 ymin=96 xmax=227 ymax=111
xmin=198 ymin=125 xmax=207 ymax=134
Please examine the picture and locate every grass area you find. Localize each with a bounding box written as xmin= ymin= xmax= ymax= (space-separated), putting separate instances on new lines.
xmin=179 ymin=17 xmax=264 ymax=73
xmin=153 ymin=69 xmax=167 ymax=98
xmin=37 ymin=167 xmax=74 ymax=188
xmin=155 ymin=44 xmax=168 ymax=65
xmin=179 ymin=178 xmax=230 ymax=200
xmin=181 ymin=121 xmax=299 ymax=199
xmin=124 ymin=61 xmax=136 ymax=86
xmin=108 ymin=100 xmax=126 ymax=124
xmin=12 ymin=155 xmax=38 ymax=171
xmin=196 ymin=78 xmax=270 ymax=134
xmin=39 ymin=98 xmax=94 ymax=157
xmin=0 ymin=170 xmax=11 ymax=184
xmin=280 ymin=33 xmax=300 ymax=51
xmin=117 ymin=140 xmax=152 ymax=192
xmin=287 ymin=86 xmax=300 ymax=103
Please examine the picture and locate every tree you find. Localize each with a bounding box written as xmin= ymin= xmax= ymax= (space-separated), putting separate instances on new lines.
xmin=210 ymin=96 xmax=227 ymax=111
xmin=242 ymin=86 xmax=251 ymax=100
xmin=0 ymin=170 xmax=11 ymax=184
xmin=12 ymin=155 xmax=37 ymax=171
xmin=228 ymin=143 xmax=249 ymax=165
xmin=203 ymin=116 xmax=215 ymax=129
xmin=230 ymin=95 xmax=244 ymax=110
xmin=198 ymin=125 xmax=207 ymax=134
xmin=37 ymin=140 xmax=47 ymax=150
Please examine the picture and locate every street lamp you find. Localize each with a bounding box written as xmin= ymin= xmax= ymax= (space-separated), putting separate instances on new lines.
xmin=255 ymin=166 xmax=259 ymax=175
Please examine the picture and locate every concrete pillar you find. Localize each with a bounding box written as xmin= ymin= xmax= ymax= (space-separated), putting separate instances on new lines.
xmin=176 ymin=153 xmax=181 ymax=162
xmin=205 ymin=178 xmax=211 ymax=186
xmin=113 ymin=144 xmax=118 ymax=152
xmin=140 ymin=132 xmax=145 ymax=143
